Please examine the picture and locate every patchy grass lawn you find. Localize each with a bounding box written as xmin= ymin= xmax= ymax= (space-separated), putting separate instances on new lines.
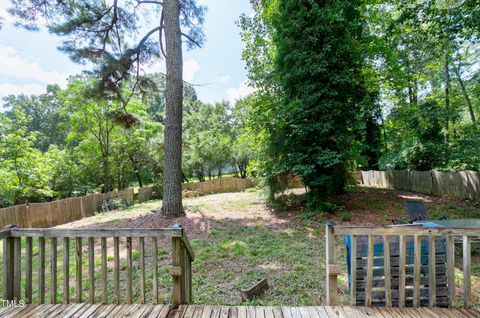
xmin=2 ymin=186 xmax=479 ymax=307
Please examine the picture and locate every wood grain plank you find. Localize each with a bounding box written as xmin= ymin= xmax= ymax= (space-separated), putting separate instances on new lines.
xmin=446 ymin=235 xmax=455 ymax=308
xmin=76 ymin=237 xmax=82 ymax=303
xmin=101 ymin=237 xmax=107 ymax=304
xmin=126 ymin=237 xmax=133 ymax=304
xmin=38 ymin=237 xmax=46 ymax=304
xmin=463 ymin=236 xmax=471 ymax=309
xmin=428 ymin=236 xmax=436 ymax=308
xmin=350 ymin=235 xmax=357 ymax=306
xmin=63 ymin=237 xmax=70 ymax=304
xmin=88 ymin=237 xmax=95 ymax=304
xmin=413 ymin=234 xmax=421 ymax=307
xmin=366 ymin=235 xmax=374 ymax=307
xmin=114 ymin=237 xmax=120 ymax=304
xmin=25 ymin=237 xmax=33 ymax=304
xmin=398 ymin=235 xmax=407 ymax=307
xmin=152 ymin=237 xmax=158 ymax=304
xmin=383 ymin=235 xmax=392 ymax=307
xmin=13 ymin=237 xmax=21 ymax=302
xmin=139 ymin=237 xmax=145 ymax=304
xmin=50 ymin=237 xmax=57 ymax=304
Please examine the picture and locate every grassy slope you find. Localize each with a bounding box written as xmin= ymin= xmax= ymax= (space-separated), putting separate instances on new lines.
xmin=1 ymin=186 xmax=479 ymax=306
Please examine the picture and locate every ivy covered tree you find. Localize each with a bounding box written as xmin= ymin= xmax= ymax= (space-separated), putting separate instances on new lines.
xmin=240 ymin=0 xmax=369 ymax=207
xmin=6 ymin=0 xmax=205 ymax=217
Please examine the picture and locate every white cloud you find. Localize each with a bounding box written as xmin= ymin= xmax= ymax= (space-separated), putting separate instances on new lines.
xmin=0 ymin=83 xmax=46 ymax=97
xmin=214 ymin=75 xmax=230 ymax=84
xmin=0 ymin=46 xmax=70 ymax=86
xmin=0 ymin=3 xmax=14 ymax=24
xmin=225 ymin=80 xmax=255 ymax=104
xmin=183 ymin=58 xmax=200 ymax=82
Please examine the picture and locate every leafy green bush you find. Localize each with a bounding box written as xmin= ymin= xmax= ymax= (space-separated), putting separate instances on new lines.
xmin=340 ymin=211 xmax=351 ymax=222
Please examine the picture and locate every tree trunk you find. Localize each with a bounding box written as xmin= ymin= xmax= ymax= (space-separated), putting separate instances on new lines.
xmin=182 ymin=171 xmax=189 ymax=183
xmin=161 ymin=0 xmax=184 ymax=217
xmin=444 ymin=36 xmax=451 ymax=157
xmin=103 ymin=157 xmax=110 ymax=193
xmin=129 ymin=155 xmax=143 ymax=188
xmin=455 ymin=66 xmax=476 ymax=123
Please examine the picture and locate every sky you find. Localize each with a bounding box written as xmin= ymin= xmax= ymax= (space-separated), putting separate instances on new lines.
xmin=0 ymin=0 xmax=254 ymax=106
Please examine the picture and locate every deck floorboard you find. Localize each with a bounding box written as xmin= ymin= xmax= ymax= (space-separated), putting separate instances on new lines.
xmin=1 ymin=305 xmax=478 ymax=318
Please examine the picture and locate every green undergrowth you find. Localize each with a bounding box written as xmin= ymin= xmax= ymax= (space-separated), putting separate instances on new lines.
xmin=190 ymin=225 xmax=329 ymax=305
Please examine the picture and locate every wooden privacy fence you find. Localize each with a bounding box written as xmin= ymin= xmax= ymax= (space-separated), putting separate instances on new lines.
xmin=361 ymin=170 xmax=480 ymax=201
xmin=326 ymin=224 xmax=479 ymax=308
xmin=0 ymin=189 xmax=134 ymax=228
xmin=137 ymin=178 xmax=260 ymax=203
xmin=1 ymin=226 xmax=194 ymax=306
xmin=182 ymin=177 xmax=258 ymax=195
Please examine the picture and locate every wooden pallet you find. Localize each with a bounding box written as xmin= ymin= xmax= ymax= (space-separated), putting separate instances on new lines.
xmin=352 ymin=235 xmax=448 ymax=307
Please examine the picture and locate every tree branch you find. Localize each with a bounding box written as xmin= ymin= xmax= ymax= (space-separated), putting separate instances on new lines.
xmin=181 ymin=32 xmax=202 ymax=48
xmin=159 ymin=10 xmax=166 ymax=59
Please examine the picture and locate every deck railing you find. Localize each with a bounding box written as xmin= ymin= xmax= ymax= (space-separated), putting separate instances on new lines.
xmin=0 ymin=226 xmax=194 ymax=306
xmin=326 ymin=223 xmax=480 ymax=308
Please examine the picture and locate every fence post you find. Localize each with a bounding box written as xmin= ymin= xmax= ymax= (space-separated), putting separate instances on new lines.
xmin=171 ymin=233 xmax=184 ymax=305
xmin=2 ymin=225 xmax=19 ymax=301
xmin=326 ymin=222 xmax=338 ymax=305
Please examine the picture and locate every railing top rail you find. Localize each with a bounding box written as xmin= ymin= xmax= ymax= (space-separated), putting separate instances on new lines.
xmin=2 ymin=226 xmax=195 ymax=261
xmin=180 ymin=231 xmax=195 ymax=261
xmin=9 ymin=227 xmax=184 ymax=238
xmin=330 ymin=224 xmax=480 ymax=236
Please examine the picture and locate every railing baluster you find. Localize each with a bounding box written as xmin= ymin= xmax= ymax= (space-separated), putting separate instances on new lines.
xmin=463 ymin=236 xmax=471 ymax=309
xmin=182 ymin=244 xmax=188 ymax=302
xmin=88 ymin=237 xmax=95 ymax=303
xmin=398 ymin=235 xmax=406 ymax=307
xmin=152 ymin=237 xmax=158 ymax=304
xmin=39 ymin=237 xmax=46 ymax=304
xmin=76 ymin=237 xmax=82 ymax=303
xmin=63 ymin=237 xmax=70 ymax=304
xmin=51 ymin=237 xmax=57 ymax=304
xmin=126 ymin=236 xmax=133 ymax=304
xmin=325 ymin=224 xmax=338 ymax=306
xmin=101 ymin=237 xmax=107 ymax=304
xmin=13 ymin=237 xmax=22 ymax=302
xmin=1 ymin=227 xmax=195 ymax=306
xmin=139 ymin=237 xmax=145 ymax=304
xmin=25 ymin=237 xmax=33 ymax=304
xmin=114 ymin=236 xmax=120 ymax=304
xmin=446 ymin=235 xmax=455 ymax=308
xmin=366 ymin=235 xmax=374 ymax=307
xmin=383 ymin=235 xmax=391 ymax=307
xmin=350 ymin=235 xmax=357 ymax=306
xmin=186 ymin=245 xmax=192 ymax=303
xmin=3 ymin=236 xmax=13 ymax=301
xmin=428 ymin=236 xmax=436 ymax=307
xmin=172 ymin=236 xmax=182 ymax=305
xmin=413 ymin=234 xmax=421 ymax=307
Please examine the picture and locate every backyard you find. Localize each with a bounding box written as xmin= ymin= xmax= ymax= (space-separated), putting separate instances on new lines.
xmin=4 ymin=186 xmax=477 ymax=307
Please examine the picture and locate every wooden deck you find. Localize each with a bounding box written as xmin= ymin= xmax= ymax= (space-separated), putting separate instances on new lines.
xmin=0 ymin=304 xmax=478 ymax=318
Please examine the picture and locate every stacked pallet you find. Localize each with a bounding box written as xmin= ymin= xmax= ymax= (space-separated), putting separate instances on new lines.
xmin=351 ymin=235 xmax=448 ymax=307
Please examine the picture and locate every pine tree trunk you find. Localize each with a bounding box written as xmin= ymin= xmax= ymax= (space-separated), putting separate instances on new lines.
xmin=161 ymin=0 xmax=184 ymax=217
